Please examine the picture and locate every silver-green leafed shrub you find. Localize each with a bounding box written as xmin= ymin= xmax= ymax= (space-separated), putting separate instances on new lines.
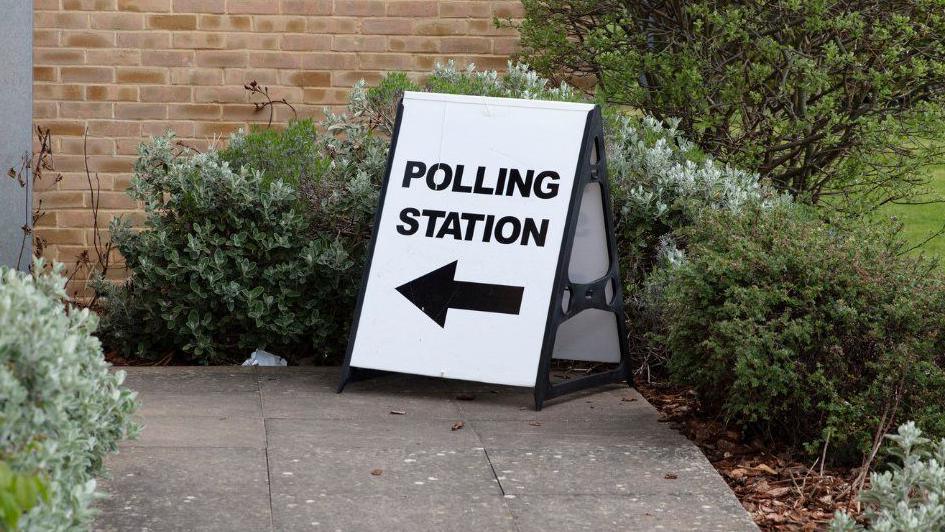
xmin=607 ymin=114 xmax=783 ymax=281
xmin=831 ymin=422 xmax=945 ymax=531
xmin=98 ymin=136 xmax=354 ymax=364
xmin=605 ymin=114 xmax=785 ymax=376
xmin=0 ymin=261 xmax=138 ymax=530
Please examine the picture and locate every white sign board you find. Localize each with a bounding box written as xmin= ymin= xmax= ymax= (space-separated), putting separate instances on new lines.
xmin=343 ymin=92 xmax=626 ymax=393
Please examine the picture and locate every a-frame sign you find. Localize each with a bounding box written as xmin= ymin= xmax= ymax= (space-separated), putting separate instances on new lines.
xmin=338 ymin=92 xmax=630 ymax=409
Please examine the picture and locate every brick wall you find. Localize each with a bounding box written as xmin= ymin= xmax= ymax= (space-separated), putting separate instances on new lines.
xmin=32 ymin=0 xmax=520 ymax=292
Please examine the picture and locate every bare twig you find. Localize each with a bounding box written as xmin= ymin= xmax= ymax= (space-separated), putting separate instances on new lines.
xmin=244 ymin=80 xmax=298 ymax=128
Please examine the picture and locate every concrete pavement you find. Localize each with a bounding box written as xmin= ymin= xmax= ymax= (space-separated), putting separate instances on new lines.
xmin=94 ymin=367 xmax=755 ymax=531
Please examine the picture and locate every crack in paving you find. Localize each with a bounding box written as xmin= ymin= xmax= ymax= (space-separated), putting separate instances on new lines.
xmin=255 ymin=368 xmax=276 ymax=532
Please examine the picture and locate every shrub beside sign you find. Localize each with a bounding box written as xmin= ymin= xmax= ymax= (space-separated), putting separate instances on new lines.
xmin=339 ymin=92 xmax=630 ymax=408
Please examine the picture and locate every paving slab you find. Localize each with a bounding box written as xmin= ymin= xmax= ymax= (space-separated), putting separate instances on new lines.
xmin=96 ymin=366 xmax=755 ymax=531
xmin=271 ymin=494 xmax=517 ymax=531
xmin=507 ymin=494 xmax=757 ymax=532
xmin=130 ymin=414 xmax=266 ymax=449
xmin=268 ymin=447 xmax=500 ymax=496
xmin=95 ymin=447 xmax=271 ymax=532
xmin=266 ymin=417 xmax=481 ymax=450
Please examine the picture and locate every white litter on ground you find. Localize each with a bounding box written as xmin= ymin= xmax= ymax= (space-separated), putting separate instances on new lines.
xmin=242 ymin=349 xmax=287 ymax=367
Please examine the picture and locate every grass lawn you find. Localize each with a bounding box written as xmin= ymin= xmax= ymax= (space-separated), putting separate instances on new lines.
xmin=880 ymin=164 xmax=945 ymax=259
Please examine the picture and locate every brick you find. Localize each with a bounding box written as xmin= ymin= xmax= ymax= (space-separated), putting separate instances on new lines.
xmin=87 ymin=156 xmax=136 ymax=173
xmin=86 ymin=120 xmax=143 ymax=137
xmin=35 ymin=12 xmax=90 ymax=29
xmin=195 ymin=121 xmax=243 ymax=136
xmin=60 ymin=137 xmax=116 ymax=155
xmin=116 ymin=67 xmax=167 ymax=84
xmin=115 ymin=103 xmax=167 ymax=119
xmin=34 ymin=66 xmax=58 ymax=82
xmin=306 ymin=16 xmax=357 ymax=33
xmin=35 ymin=48 xmax=85 ymax=65
xmin=117 ymin=31 xmax=171 ymax=48
xmin=249 ymin=52 xmax=301 ymax=69
xmin=440 ymin=2 xmax=492 ymax=18
xmin=93 ymin=192 xmax=138 ymax=210
xmin=36 ymin=84 xmax=85 ymax=101
xmin=387 ymin=1 xmax=438 ymax=17
xmin=492 ymin=1 xmax=524 ymax=19
xmin=38 ymin=191 xmax=90 ymax=209
xmin=60 ymin=102 xmax=114 ymax=118
xmin=388 ymin=36 xmax=439 ymax=53
xmin=34 ymin=102 xmax=58 ymax=119
xmin=90 ymin=12 xmax=144 ymax=29
xmin=142 ymin=50 xmax=195 ymax=67
xmin=194 ymin=86 xmax=246 ymax=103
xmin=218 ymin=104 xmax=280 ymax=122
xmin=280 ymin=34 xmax=331 ymax=51
xmin=227 ymin=0 xmax=279 ymax=14
xmin=86 ymin=84 xmax=139 ymax=101
xmin=140 ymin=85 xmax=192 ymax=102
xmin=334 ymin=0 xmax=385 ymax=16
xmin=35 ymin=0 xmax=61 ymax=9
xmin=302 ymin=87 xmax=349 ymax=105
xmin=279 ymin=0 xmax=331 ymax=15
xmin=468 ymin=18 xmax=516 ymax=36
xmin=63 ymin=0 xmax=117 ymax=11
xmin=172 ymin=0 xmax=225 ymax=13
xmin=147 ymin=14 xmax=196 ymax=30
xmin=172 ymin=32 xmax=225 ymax=49
xmin=225 ymin=33 xmax=279 ymax=50
xmin=223 ymin=68 xmax=279 ymax=85
xmin=117 ymin=0 xmax=170 ymax=12
xmin=415 ymin=19 xmax=468 ymax=36
xmin=61 ymin=66 xmax=114 ymax=83
xmin=441 ymin=37 xmax=492 ymax=54
xmin=195 ymin=50 xmax=248 ymax=67
xmin=493 ymin=37 xmax=520 ymax=55
xmin=331 ymin=70 xmax=384 ymax=87
xmin=300 ymin=52 xmax=357 ymax=70
xmin=198 ymin=14 xmax=251 ymax=31
xmin=36 ymin=120 xmax=88 ymax=137
xmin=86 ymin=49 xmax=142 ymax=66
xmin=36 ymin=228 xmax=88 ymax=246
xmin=332 ymin=35 xmax=386 ymax=52
xmin=359 ymin=53 xmax=415 ymax=70
xmin=34 ymin=30 xmax=60 ymax=47
xmin=141 ymin=121 xmax=195 ymax=137
xmin=55 ymin=210 xmax=93 ymax=228
xmin=170 ymin=67 xmax=225 ymax=85
xmin=284 ymin=71 xmax=331 ymax=87
xmin=167 ymin=103 xmax=221 ymax=119
xmin=361 ymin=18 xmax=415 ymax=35
xmin=253 ymin=15 xmax=306 ymax=33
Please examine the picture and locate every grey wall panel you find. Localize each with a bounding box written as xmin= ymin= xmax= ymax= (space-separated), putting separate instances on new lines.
xmin=0 ymin=0 xmax=33 ymax=269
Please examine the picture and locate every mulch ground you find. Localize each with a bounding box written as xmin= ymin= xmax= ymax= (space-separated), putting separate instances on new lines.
xmin=635 ymin=380 xmax=864 ymax=531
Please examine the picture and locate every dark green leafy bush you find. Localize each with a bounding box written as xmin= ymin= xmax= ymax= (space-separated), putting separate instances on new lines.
xmin=220 ymin=118 xmax=326 ymax=189
xmin=515 ymin=0 xmax=945 ymax=211
xmin=655 ymin=204 xmax=945 ymax=463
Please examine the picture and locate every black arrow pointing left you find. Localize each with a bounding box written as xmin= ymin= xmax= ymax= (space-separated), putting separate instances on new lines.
xmin=395 ymin=260 xmax=524 ymax=327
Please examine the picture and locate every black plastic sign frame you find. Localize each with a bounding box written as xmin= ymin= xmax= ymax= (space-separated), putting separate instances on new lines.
xmin=338 ymin=97 xmax=631 ymax=410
